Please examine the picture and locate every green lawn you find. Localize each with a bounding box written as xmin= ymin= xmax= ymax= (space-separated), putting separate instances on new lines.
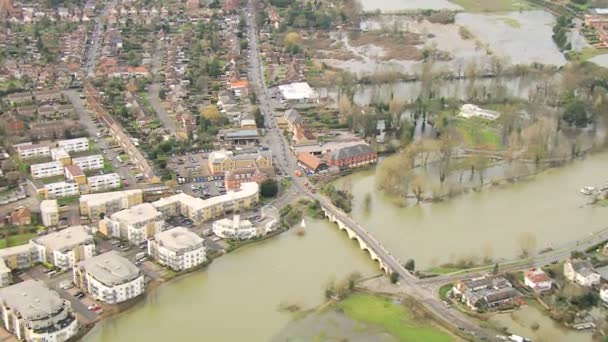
xmin=336 ymin=294 xmax=455 ymax=342
xmin=40 ymin=176 xmax=66 ymax=184
xmin=426 ymin=267 xmax=462 ymax=275
xmin=57 ymin=195 xmax=80 ymax=206
xmin=449 ymin=0 xmax=533 ymax=12
xmin=455 ymin=118 xmax=502 ymax=150
xmin=0 ymin=233 xmax=37 ymax=249
xmin=501 ymin=18 xmax=521 ymax=28
xmin=439 ymin=284 xmax=453 ymax=301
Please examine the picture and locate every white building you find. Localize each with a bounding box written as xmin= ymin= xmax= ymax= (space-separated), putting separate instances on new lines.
xmin=277 ymin=82 xmax=317 ymax=103
xmin=212 ymin=215 xmax=257 ymax=240
xmin=30 ymin=161 xmax=64 ymax=179
xmin=30 ymin=226 xmax=96 ymax=269
xmin=458 ymin=104 xmax=501 ymax=120
xmin=73 ymin=251 xmax=145 ymax=304
xmin=41 ymin=200 xmax=59 ymax=227
xmin=50 ymin=148 xmax=71 ymax=162
xmin=99 ymin=203 xmax=164 ymax=244
xmin=152 ymin=182 xmax=259 ymax=224
xmin=0 ymin=280 xmax=79 ymax=341
xmin=57 ymin=137 xmax=89 ymax=153
xmin=44 ymin=181 xmax=79 ymax=199
xmin=87 ymin=173 xmax=121 ymax=192
xmin=564 ymin=259 xmax=601 ymax=287
xmin=0 ymin=260 xmax=10 ymax=288
xmin=72 ymin=154 xmax=104 ymax=171
xmin=601 ymin=285 xmax=608 ymax=304
xmin=523 ymin=268 xmax=553 ymax=293
xmin=14 ymin=142 xmax=50 ymax=160
xmin=148 ymin=227 xmax=206 ymax=271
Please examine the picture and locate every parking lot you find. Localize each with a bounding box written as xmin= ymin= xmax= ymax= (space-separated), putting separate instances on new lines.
xmin=167 ymin=151 xmax=212 ymax=180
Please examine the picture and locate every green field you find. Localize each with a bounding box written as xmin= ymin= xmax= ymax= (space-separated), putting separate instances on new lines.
xmin=0 ymin=233 xmax=37 ymax=249
xmin=426 ymin=267 xmax=462 ymax=275
xmin=455 ymin=118 xmax=502 ymax=150
xmin=449 ymin=0 xmax=533 ymax=12
xmin=336 ymin=294 xmax=455 ymax=342
xmin=439 ymin=284 xmax=454 ymax=300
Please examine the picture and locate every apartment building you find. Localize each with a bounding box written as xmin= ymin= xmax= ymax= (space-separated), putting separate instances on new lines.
xmin=208 ymin=149 xmax=272 ymax=175
xmin=79 ymin=189 xmax=143 ymax=220
xmin=43 ymin=181 xmax=79 ymax=199
xmin=0 ymin=280 xmax=79 ymax=342
xmin=14 ymin=142 xmax=50 ymax=160
xmin=57 ymin=137 xmax=89 ymax=152
xmin=87 ymin=173 xmax=121 ymax=192
xmin=30 ymin=225 xmax=96 ymax=269
xmin=73 ymin=251 xmax=145 ymax=304
xmin=212 ymin=215 xmax=257 ymax=240
xmin=50 ymin=147 xmax=72 ymax=165
xmin=30 ymin=161 xmax=64 ymax=179
xmin=64 ymin=165 xmax=86 ymax=185
xmin=148 ymin=227 xmax=206 ymax=271
xmin=72 ymin=154 xmax=104 ymax=171
xmin=153 ymin=182 xmax=259 ymax=224
xmin=41 ymin=199 xmax=59 ymax=227
xmin=0 ymin=244 xmax=39 ymax=270
xmin=99 ymin=203 xmax=164 ymax=244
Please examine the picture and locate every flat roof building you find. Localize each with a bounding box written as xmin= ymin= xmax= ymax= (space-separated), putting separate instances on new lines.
xmin=0 ymin=280 xmax=79 ymax=341
xmin=149 ymin=227 xmax=206 ymax=271
xmin=79 ymin=189 xmax=143 ymax=220
xmin=72 ymin=154 xmax=104 ymax=171
xmin=43 ymin=181 xmax=79 ymax=199
xmin=41 ymin=199 xmax=59 ymax=227
xmin=14 ymin=142 xmax=50 ymax=160
xmin=99 ymin=203 xmax=164 ymax=244
xmin=30 ymin=161 xmax=64 ymax=179
xmin=74 ymin=251 xmax=144 ymax=304
xmin=57 ymin=137 xmax=89 ymax=153
xmin=31 ymin=225 xmax=96 ymax=269
xmin=87 ymin=173 xmax=121 ymax=192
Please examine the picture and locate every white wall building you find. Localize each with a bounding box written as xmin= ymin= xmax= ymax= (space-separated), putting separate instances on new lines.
xmin=30 ymin=161 xmax=64 ymax=179
xmin=277 ymin=82 xmax=318 ymax=103
xmin=100 ymin=203 xmax=164 ymax=244
xmin=44 ymin=181 xmax=79 ymax=199
xmin=72 ymin=154 xmax=104 ymax=171
xmin=601 ymin=285 xmax=608 ymax=304
xmin=30 ymin=226 xmax=96 ymax=269
xmin=87 ymin=173 xmax=121 ymax=192
xmin=57 ymin=137 xmax=89 ymax=153
xmin=14 ymin=142 xmax=50 ymax=160
xmin=212 ymin=215 xmax=257 ymax=240
xmin=0 ymin=280 xmax=79 ymax=342
xmin=523 ymin=268 xmax=553 ymax=293
xmin=50 ymin=148 xmax=71 ymax=162
xmin=79 ymin=189 xmax=143 ymax=220
xmin=458 ymin=104 xmax=501 ymax=120
xmin=74 ymin=251 xmax=144 ymax=304
xmin=41 ymin=200 xmax=60 ymax=227
xmin=148 ymin=227 xmax=206 ymax=271
xmin=564 ymin=259 xmax=601 ymax=287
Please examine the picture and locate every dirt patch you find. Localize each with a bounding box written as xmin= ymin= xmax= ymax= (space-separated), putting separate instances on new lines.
xmin=349 ymin=31 xmax=425 ymax=61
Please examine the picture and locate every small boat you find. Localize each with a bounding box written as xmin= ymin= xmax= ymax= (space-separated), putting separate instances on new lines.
xmin=580 ymin=186 xmax=596 ymax=195
xmin=300 ymin=219 xmax=306 ymax=228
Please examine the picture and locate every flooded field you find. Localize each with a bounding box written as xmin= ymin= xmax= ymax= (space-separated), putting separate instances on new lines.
xmin=358 ymin=0 xmax=461 ymax=12
xmin=589 ymin=53 xmax=608 ymax=68
xmin=455 ymin=11 xmax=567 ymax=66
xmin=318 ymin=76 xmax=548 ymax=106
xmin=489 ymin=304 xmax=593 ymax=342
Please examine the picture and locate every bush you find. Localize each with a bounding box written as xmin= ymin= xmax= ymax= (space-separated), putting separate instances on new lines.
xmin=260 ymin=179 xmax=279 ymax=198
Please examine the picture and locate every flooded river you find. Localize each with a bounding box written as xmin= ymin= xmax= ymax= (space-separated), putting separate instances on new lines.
xmin=83 ymin=152 xmax=608 ymax=341
xmin=358 ymin=0 xmax=461 ymax=12
xmin=335 ymin=151 xmax=608 ymax=269
xmin=83 ymin=219 xmax=377 ymax=341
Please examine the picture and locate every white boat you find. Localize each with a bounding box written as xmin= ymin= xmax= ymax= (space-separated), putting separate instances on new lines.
xmin=580 ymin=186 xmax=596 ymax=195
xmin=300 ymin=219 xmax=306 ymax=228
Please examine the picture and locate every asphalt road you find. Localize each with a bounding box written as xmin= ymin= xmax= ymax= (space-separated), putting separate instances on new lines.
xmin=64 ymin=89 xmax=138 ymax=188
xmin=83 ymin=1 xmax=116 ymax=77
xmin=147 ymin=40 xmax=178 ymax=136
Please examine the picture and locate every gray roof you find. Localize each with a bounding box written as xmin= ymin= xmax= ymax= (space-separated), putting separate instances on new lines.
xmin=154 ymin=227 xmax=204 ymax=253
xmin=284 ymin=108 xmax=302 ymax=125
xmin=0 ymin=280 xmax=64 ymax=320
xmin=225 ymin=130 xmax=259 ymax=139
xmin=78 ymin=251 xmax=141 ymax=287
xmin=330 ymin=144 xmax=375 ymax=161
xmin=570 ymin=259 xmax=597 ymax=277
xmin=31 ymin=226 xmax=94 ymax=253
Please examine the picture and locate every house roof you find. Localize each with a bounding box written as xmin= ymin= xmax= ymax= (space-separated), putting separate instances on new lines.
xmin=0 ymin=280 xmax=64 ymax=320
xmin=524 ymin=268 xmax=552 ymax=283
xmin=78 ymin=251 xmax=141 ymax=287
xmin=65 ymin=164 xmax=84 ymax=177
xmin=298 ymin=152 xmax=323 ymax=170
xmin=569 ymin=259 xmax=597 ymax=277
xmin=229 ymin=79 xmax=249 ymax=89
xmin=330 ymin=144 xmax=375 ymax=161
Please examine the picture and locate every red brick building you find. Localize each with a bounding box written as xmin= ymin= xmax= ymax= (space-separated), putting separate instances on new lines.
xmin=327 ymin=144 xmax=377 ymax=169
xmin=224 ymin=167 xmax=268 ymax=190
xmin=9 ymin=207 xmax=31 ymax=226
xmin=297 ymin=152 xmax=327 ymax=174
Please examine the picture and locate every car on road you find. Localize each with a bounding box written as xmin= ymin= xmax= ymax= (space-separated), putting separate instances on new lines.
xmin=74 ymin=291 xmax=85 ymax=299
